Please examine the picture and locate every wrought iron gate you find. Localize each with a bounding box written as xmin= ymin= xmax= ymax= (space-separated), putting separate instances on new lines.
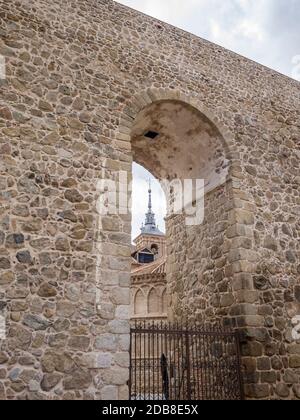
xmin=129 ymin=322 xmax=244 ymax=401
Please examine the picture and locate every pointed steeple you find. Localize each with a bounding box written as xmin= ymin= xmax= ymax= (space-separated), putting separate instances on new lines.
xmin=148 ymin=179 xmax=152 ymax=212
xmin=140 ymin=180 xmax=164 ymax=236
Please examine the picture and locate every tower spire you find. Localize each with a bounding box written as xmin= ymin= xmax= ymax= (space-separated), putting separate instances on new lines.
xmin=140 ymin=179 xmax=164 ymax=236
xmin=148 ymin=179 xmax=152 ymax=212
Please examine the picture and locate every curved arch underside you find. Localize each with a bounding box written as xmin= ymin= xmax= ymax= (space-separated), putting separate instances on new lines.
xmin=131 ymin=100 xmax=230 ymax=193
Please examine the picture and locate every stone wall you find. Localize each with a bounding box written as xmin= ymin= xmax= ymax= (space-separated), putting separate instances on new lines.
xmin=166 ymin=180 xmax=237 ymax=324
xmin=0 ymin=0 xmax=299 ymax=400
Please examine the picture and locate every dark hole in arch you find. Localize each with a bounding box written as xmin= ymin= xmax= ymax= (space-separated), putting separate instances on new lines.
xmin=144 ymin=130 xmax=159 ymax=140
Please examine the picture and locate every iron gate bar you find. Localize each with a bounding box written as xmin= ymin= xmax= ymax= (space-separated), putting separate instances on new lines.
xmin=132 ymin=327 xmax=238 ymax=336
xmin=185 ymin=333 xmax=191 ymax=400
xmin=235 ymin=330 xmax=245 ymax=401
xmin=129 ymin=322 xmax=244 ymax=401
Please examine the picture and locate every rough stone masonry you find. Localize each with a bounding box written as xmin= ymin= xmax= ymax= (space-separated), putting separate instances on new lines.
xmin=0 ymin=0 xmax=299 ymax=400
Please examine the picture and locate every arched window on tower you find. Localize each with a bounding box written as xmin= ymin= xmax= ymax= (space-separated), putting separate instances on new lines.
xmin=148 ymin=288 xmax=160 ymax=314
xmin=162 ymin=289 xmax=167 ymax=314
xmin=150 ymin=244 xmax=159 ymax=259
xmin=134 ymin=289 xmax=145 ymax=316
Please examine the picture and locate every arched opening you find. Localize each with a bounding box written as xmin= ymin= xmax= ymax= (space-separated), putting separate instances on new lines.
xmin=128 ymin=96 xmax=231 ymax=324
xmin=130 ymin=163 xmax=167 ymax=321
xmin=150 ymin=244 xmax=159 ymax=258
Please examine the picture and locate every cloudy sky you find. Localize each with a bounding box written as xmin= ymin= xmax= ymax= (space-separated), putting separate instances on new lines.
xmin=123 ymin=0 xmax=300 ymax=240
xmin=118 ymin=0 xmax=300 ymax=80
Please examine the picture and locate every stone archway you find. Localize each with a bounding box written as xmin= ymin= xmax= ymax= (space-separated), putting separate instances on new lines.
xmin=117 ymin=88 xmax=247 ymax=326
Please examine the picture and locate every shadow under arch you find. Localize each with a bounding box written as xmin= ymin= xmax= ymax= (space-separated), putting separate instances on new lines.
xmin=117 ymin=87 xmax=236 ymax=205
xmin=118 ymin=88 xmax=234 ymax=160
xmin=131 ymin=99 xmax=230 ymax=193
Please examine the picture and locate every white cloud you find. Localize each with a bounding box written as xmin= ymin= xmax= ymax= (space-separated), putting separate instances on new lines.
xmin=120 ymin=0 xmax=199 ymax=24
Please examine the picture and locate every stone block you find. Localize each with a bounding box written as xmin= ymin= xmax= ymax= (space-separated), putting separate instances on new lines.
xmin=100 ymin=385 xmax=118 ymax=400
